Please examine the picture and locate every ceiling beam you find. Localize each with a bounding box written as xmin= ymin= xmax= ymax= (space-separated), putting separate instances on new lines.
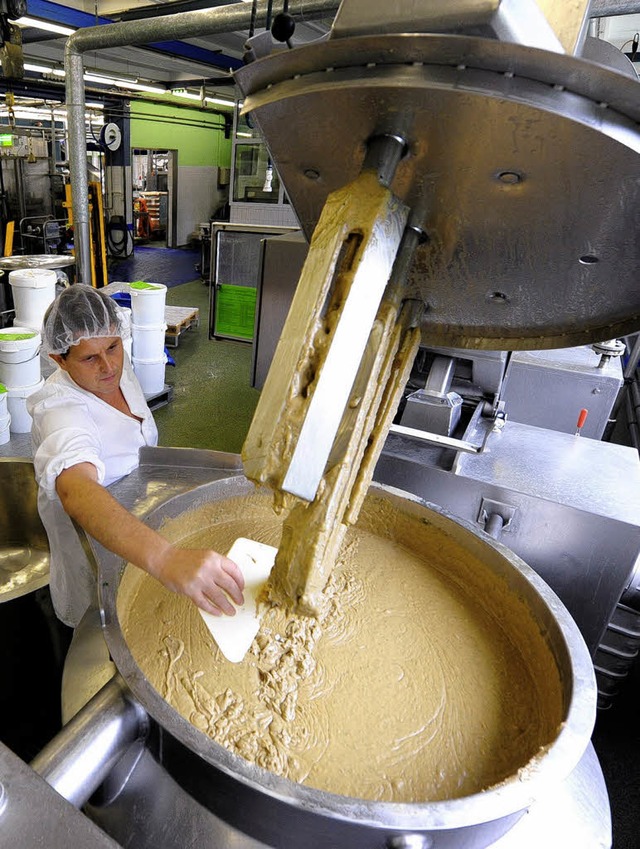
xmin=18 ymin=0 xmax=243 ymax=71
xmin=113 ymin=0 xmax=241 ymax=23
xmin=65 ymin=0 xmax=340 ymax=281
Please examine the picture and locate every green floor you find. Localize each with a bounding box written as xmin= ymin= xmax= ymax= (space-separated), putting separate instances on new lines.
xmin=153 ymin=280 xmax=261 ymax=455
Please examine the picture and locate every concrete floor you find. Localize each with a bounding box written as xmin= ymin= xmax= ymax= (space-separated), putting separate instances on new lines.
xmin=153 ymin=280 xmax=260 ymax=454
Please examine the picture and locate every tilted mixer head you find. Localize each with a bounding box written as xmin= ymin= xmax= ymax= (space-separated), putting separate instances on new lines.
xmin=238 ymin=0 xmax=640 ymax=610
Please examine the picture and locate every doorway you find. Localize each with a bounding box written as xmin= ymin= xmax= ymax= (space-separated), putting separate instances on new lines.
xmin=131 ymin=148 xmax=177 ymax=248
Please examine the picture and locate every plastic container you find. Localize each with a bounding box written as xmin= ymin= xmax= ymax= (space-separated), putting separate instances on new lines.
xmin=129 ymin=281 xmax=167 ymax=326
xmin=0 ymin=327 xmax=42 ymax=388
xmin=0 ymin=412 xmax=10 ymax=445
xmin=132 ymin=355 xmax=166 ymax=396
xmin=8 ymin=378 xmax=44 ymax=434
xmin=9 ymin=268 xmax=57 ymax=332
xmin=0 ymin=385 xmax=8 ymax=444
xmin=117 ymin=306 xmax=133 ymax=361
xmin=132 ymin=322 xmax=167 ymax=361
xmin=110 ymin=290 xmax=132 ymax=310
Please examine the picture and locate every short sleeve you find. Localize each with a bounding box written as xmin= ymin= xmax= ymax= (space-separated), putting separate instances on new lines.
xmin=30 ymin=393 xmax=106 ymax=500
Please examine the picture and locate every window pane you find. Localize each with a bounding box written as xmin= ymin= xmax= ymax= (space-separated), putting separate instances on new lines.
xmin=233 ymin=143 xmax=280 ymax=204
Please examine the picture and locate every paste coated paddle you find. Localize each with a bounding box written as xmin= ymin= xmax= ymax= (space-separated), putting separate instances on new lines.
xmin=199 ymin=537 xmax=277 ymax=663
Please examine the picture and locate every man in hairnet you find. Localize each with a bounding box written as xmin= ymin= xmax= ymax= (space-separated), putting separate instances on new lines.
xmin=27 ymin=284 xmax=244 ymax=630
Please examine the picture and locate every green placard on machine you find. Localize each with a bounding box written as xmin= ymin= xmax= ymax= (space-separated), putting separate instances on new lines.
xmin=215 ymin=284 xmax=257 ymax=340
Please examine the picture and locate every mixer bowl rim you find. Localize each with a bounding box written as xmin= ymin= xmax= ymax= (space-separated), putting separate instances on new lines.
xmin=235 ymin=32 xmax=640 ymax=124
xmin=99 ymin=475 xmax=597 ymax=831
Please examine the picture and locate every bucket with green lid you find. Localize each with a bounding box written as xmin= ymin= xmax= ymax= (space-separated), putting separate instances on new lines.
xmin=129 ymin=280 xmax=167 ymax=326
xmin=0 ymin=327 xmax=42 ymax=388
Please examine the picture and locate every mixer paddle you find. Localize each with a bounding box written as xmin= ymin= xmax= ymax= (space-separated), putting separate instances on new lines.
xmin=198 ymin=537 xmax=277 ymax=663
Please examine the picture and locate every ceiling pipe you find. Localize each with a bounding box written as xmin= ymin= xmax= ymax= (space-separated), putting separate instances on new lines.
xmin=590 ymin=0 xmax=640 ymax=16
xmin=64 ymin=0 xmax=339 ymax=283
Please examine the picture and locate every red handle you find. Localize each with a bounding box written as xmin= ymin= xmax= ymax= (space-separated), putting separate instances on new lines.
xmin=576 ymin=408 xmax=588 ymax=429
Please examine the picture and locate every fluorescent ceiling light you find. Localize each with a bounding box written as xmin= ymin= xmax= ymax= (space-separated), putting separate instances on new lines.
xmin=172 ymin=90 xmax=201 ymax=101
xmin=1 ymin=108 xmax=66 ymax=119
xmin=13 ymin=16 xmax=75 ymax=36
xmin=89 ymin=74 xmax=166 ymax=94
xmin=114 ymin=80 xmax=166 ymax=94
xmin=173 ymin=91 xmax=234 ymax=107
xmin=204 ymin=96 xmax=234 ymax=108
xmin=84 ymin=73 xmax=119 ymax=86
xmin=24 ymin=62 xmax=54 ymax=74
xmin=32 ymin=63 xmax=165 ymax=95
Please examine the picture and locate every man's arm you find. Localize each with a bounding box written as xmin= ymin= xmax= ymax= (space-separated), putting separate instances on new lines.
xmin=55 ymin=462 xmax=244 ymax=616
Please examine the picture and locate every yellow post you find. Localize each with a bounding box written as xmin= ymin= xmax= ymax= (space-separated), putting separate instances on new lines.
xmin=89 ymin=182 xmax=108 ymax=288
xmin=3 ymin=221 xmax=14 ymax=256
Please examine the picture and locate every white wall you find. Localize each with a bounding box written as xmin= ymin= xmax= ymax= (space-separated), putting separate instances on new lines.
xmin=599 ymin=14 xmax=640 ymax=49
xmin=176 ymin=165 xmax=225 ymax=246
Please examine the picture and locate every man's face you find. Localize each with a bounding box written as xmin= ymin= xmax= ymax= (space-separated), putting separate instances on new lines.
xmin=51 ymin=336 xmax=124 ymax=400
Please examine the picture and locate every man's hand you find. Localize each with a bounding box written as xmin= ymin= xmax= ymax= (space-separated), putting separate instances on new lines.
xmin=153 ymin=548 xmax=245 ymax=616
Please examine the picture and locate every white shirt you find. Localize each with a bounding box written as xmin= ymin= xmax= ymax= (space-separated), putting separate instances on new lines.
xmin=27 ymin=355 xmax=158 ymax=627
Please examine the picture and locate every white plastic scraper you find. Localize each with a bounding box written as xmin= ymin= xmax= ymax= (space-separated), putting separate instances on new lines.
xmin=199 ymin=537 xmax=277 ymax=663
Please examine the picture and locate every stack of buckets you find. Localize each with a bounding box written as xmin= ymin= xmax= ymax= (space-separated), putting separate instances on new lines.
xmin=130 ymin=281 xmax=168 ymax=396
xmin=0 ymin=269 xmax=57 ymax=436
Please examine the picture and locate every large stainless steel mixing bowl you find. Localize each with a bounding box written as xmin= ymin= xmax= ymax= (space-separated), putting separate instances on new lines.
xmin=0 ymin=458 xmax=50 ymax=603
xmin=98 ymin=476 xmax=596 ymax=849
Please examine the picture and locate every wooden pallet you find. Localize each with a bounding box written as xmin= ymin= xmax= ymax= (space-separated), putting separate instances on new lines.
xmin=165 ymin=306 xmax=200 ymax=348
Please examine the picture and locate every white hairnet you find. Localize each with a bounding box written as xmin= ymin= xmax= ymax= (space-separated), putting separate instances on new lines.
xmin=42 ymin=284 xmax=131 ymax=355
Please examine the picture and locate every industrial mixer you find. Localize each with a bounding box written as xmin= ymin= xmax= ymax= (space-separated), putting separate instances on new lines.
xmin=4 ymin=1 xmax=640 ymax=848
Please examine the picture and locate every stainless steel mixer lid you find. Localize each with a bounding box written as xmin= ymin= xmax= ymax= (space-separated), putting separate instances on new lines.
xmin=0 ymin=255 xmax=75 ymax=270
xmin=235 ymin=34 xmax=640 ymax=350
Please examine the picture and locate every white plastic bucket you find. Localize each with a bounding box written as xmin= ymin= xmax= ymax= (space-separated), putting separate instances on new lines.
xmin=132 ymin=355 xmax=166 ymax=396
xmin=129 ymin=282 xmax=167 ymax=326
xmin=0 ymin=384 xmax=7 ymax=418
xmin=117 ymin=306 xmax=133 ymax=361
xmin=8 ymin=378 xmax=44 ymax=433
xmin=9 ymin=268 xmax=57 ymax=332
xmin=0 ymin=412 xmax=10 ymax=445
xmin=0 ymin=327 xmax=41 ymax=388
xmin=132 ymin=322 xmax=167 ymax=361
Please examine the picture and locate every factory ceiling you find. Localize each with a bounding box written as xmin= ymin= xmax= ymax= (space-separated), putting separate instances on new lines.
xmin=3 ymin=0 xmax=640 ymax=108
xmin=5 ymin=0 xmax=336 ymax=104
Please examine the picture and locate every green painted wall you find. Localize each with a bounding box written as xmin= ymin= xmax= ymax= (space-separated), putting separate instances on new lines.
xmin=129 ymin=100 xmax=232 ymax=167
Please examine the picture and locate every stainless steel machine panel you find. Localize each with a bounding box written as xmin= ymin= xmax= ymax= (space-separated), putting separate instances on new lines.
xmin=251 ymin=231 xmax=308 ymax=390
xmin=500 ymin=347 xmax=623 ymax=439
xmin=426 ymin=348 xmax=508 ymax=398
xmin=0 ymin=457 xmax=50 ymax=603
xmin=376 ymin=420 xmax=640 ymax=653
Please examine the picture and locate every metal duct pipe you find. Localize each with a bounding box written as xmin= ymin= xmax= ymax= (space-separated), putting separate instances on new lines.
xmin=64 ymin=0 xmax=340 ymax=282
xmin=30 ymin=675 xmax=149 ymax=808
xmin=626 ymin=374 xmax=640 ymax=450
xmin=624 ymin=335 xmax=640 ymax=380
xmin=590 ymin=0 xmax=640 ymax=16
